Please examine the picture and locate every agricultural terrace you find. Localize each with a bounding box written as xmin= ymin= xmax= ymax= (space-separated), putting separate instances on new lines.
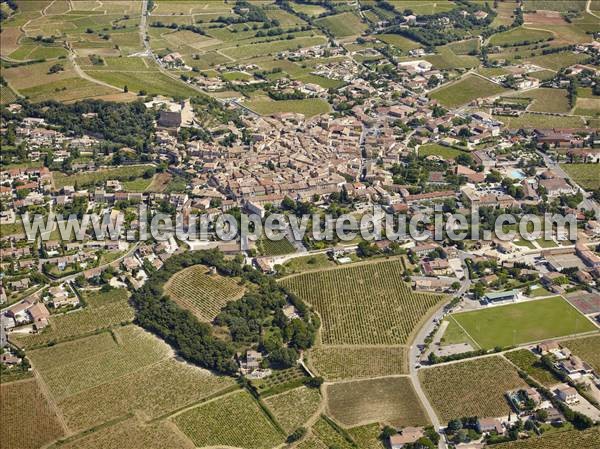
xmin=314 ymin=12 xmax=367 ymax=38
xmin=419 ymin=356 xmax=528 ymax=422
xmin=326 ymin=376 xmax=429 ymax=428
xmin=55 ymin=417 xmax=195 ymax=449
xmin=559 ymin=335 xmax=600 ymax=372
xmin=1 ymin=378 xmax=66 ymax=449
xmin=53 ymin=165 xmax=155 ymax=189
xmin=504 ymin=349 xmax=560 ymax=387
xmin=280 ymin=259 xmax=445 ymax=345
xmin=263 ymin=386 xmax=321 ymax=433
xmin=450 ymin=297 xmax=597 ymax=349
xmin=173 ymin=390 xmax=285 ymax=449
xmin=164 ymin=264 xmax=245 ymax=322
xmin=560 ymin=164 xmax=600 ymax=191
xmin=429 ymin=75 xmax=508 ymax=108
xmin=29 ymin=326 xmax=236 ymax=432
xmin=308 ymin=346 xmax=408 ymax=381
xmin=12 ymin=288 xmax=134 ymax=348
xmin=493 ymin=427 xmax=600 ymax=449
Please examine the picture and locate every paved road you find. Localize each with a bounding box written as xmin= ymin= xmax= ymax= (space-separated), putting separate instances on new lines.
xmin=407 ymin=251 xmax=472 ymax=447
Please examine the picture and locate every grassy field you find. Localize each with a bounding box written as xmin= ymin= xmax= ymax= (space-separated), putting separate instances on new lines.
xmin=1 ymin=378 xmax=65 ymax=449
xmin=450 ymin=297 xmax=597 ymax=349
xmin=440 ymin=317 xmax=479 ymax=348
xmin=244 ymin=98 xmax=330 ymax=117
xmin=309 ymin=346 xmax=408 ymax=381
xmin=420 ymin=356 xmax=527 ymax=422
xmin=55 ymin=417 xmax=194 ymax=449
xmin=504 ymin=349 xmax=560 ymax=386
xmin=493 ymin=428 xmax=600 ymax=449
xmin=314 ymin=12 xmax=367 ymax=38
xmin=508 ymin=88 xmax=571 ymax=113
xmin=430 ymin=75 xmax=507 ymax=108
xmin=53 ymin=165 xmax=153 ymax=189
xmin=325 ymin=376 xmax=429 ymax=428
xmin=419 ymin=143 xmax=468 ymax=161
xmin=280 ymin=260 xmax=445 ymax=345
xmin=263 ymin=386 xmax=321 ymax=433
xmin=560 ymin=164 xmax=600 ymax=191
xmin=489 ymin=26 xmax=553 ymax=46
xmin=559 ymin=335 xmax=600 ymax=372
xmin=173 ymin=390 xmax=285 ymax=449
xmin=13 ymin=288 xmax=134 ymax=348
xmin=164 ymin=264 xmax=245 ymax=322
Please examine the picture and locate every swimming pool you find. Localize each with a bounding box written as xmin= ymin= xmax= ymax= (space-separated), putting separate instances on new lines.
xmin=510 ymin=169 xmax=526 ymax=180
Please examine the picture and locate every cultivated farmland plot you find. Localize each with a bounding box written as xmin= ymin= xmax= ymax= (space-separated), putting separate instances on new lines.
xmin=348 ymin=423 xmax=387 ymax=449
xmin=30 ymin=326 xmax=171 ymax=401
xmin=419 ymin=356 xmax=528 ymax=422
xmin=13 ymin=288 xmax=134 ymax=348
xmin=59 ymin=358 xmax=236 ymax=432
xmin=312 ymin=417 xmax=355 ymax=449
xmin=29 ymin=324 xmax=236 ymax=433
xmin=504 ymin=349 xmax=560 ymax=387
xmin=173 ymin=390 xmax=285 ymax=449
xmin=309 ymin=346 xmax=408 ymax=381
xmin=429 ymin=75 xmax=508 ymax=108
xmin=325 ymin=376 xmax=430 ymax=428
xmin=263 ymin=386 xmax=321 ymax=432
xmin=493 ymin=427 xmax=600 ymax=449
xmin=281 ymin=260 xmax=445 ymax=345
xmin=559 ymin=335 xmax=600 ymax=372
xmin=0 ymin=378 xmax=65 ymax=449
xmin=54 ymin=417 xmax=195 ymax=449
xmin=164 ymin=264 xmax=245 ymax=322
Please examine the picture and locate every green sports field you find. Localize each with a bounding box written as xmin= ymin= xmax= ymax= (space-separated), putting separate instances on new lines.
xmin=450 ymin=297 xmax=597 ymax=349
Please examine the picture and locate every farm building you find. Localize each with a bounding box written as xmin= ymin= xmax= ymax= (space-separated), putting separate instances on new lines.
xmin=483 ymin=290 xmax=518 ymax=304
xmin=389 ymin=427 xmax=424 ymax=449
